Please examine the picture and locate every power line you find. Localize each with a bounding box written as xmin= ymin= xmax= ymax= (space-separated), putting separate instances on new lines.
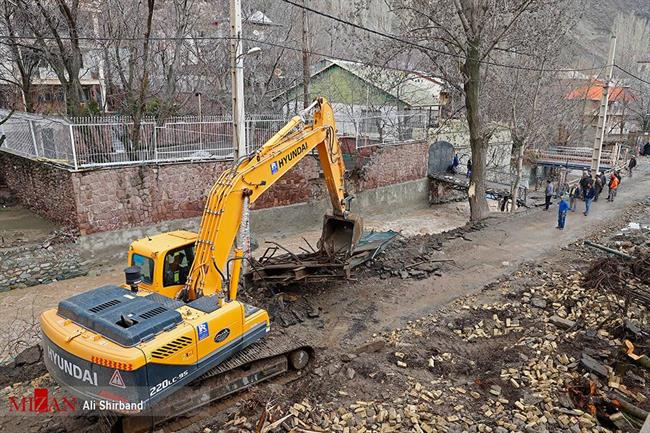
xmin=0 ymin=32 xmax=456 ymax=77
xmin=614 ymin=64 xmax=650 ymax=86
xmin=0 ymin=31 xmax=607 ymax=76
xmin=278 ymin=0 xmax=607 ymax=74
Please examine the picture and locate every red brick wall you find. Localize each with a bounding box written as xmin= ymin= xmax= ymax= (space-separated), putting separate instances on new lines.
xmin=72 ymin=162 xmax=230 ymax=234
xmin=0 ymin=152 xmax=78 ymax=227
xmin=352 ymin=141 xmax=429 ymax=190
xmin=1 ymin=139 xmax=429 ymax=234
xmin=252 ymin=158 xmax=321 ymax=209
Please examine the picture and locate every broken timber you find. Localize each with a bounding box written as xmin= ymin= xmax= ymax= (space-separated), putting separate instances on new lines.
xmin=584 ymin=240 xmax=636 ymax=260
xmin=247 ymin=230 xmax=399 ymax=286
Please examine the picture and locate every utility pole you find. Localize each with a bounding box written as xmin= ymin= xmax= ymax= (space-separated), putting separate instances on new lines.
xmin=196 ymin=92 xmax=203 ymax=147
xmin=230 ymin=0 xmax=250 ymax=278
xmin=230 ymin=0 xmax=246 ymax=160
xmin=302 ymin=0 xmax=311 ymax=108
xmin=591 ymin=35 xmax=617 ymax=172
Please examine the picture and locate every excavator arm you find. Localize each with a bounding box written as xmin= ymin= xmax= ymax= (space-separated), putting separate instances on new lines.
xmin=183 ymin=97 xmax=361 ymax=301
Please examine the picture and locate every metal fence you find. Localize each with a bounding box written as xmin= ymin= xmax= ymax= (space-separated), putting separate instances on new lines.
xmin=0 ymin=110 xmax=432 ymax=170
xmin=353 ymin=112 xmax=431 ymax=148
xmin=0 ymin=111 xmax=76 ymax=164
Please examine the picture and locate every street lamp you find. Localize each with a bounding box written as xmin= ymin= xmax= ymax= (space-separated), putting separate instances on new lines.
xmin=244 ymin=46 xmax=262 ymax=57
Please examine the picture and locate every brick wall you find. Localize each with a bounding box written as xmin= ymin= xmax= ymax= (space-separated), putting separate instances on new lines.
xmin=0 ymin=152 xmax=78 ymax=227
xmin=352 ymin=141 xmax=429 ymax=190
xmin=1 ymin=139 xmax=429 ymax=234
xmin=72 ymin=158 xmax=321 ymax=234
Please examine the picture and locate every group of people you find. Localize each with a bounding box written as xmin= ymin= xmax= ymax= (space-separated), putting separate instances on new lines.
xmin=545 ymin=160 xmax=632 ymax=230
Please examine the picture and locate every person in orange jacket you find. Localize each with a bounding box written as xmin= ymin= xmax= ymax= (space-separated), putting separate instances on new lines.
xmin=607 ymin=173 xmax=619 ymax=202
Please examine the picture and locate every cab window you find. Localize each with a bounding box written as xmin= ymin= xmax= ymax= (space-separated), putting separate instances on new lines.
xmin=131 ymin=254 xmax=154 ymax=284
xmin=164 ymin=245 xmax=195 ymax=287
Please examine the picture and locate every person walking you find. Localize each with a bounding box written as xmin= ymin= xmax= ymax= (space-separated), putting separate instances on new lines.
xmin=584 ymin=182 xmax=596 ymax=216
xmin=607 ymin=173 xmax=619 ymax=202
xmin=579 ymin=172 xmax=590 ymax=199
xmin=544 ymin=180 xmax=554 ymax=211
xmin=628 ymin=156 xmax=637 ymax=177
xmin=466 ymin=158 xmax=472 ymax=178
xmin=451 ymin=153 xmax=460 ymax=174
xmin=568 ymin=184 xmax=580 ymax=212
xmin=594 ymin=174 xmax=603 ymax=202
xmin=557 ymin=194 xmax=569 ymax=230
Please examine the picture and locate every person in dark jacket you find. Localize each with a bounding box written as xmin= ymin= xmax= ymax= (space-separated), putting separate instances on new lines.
xmin=451 ymin=153 xmax=460 ymax=174
xmin=579 ymin=172 xmax=590 ymax=199
xmin=594 ymin=174 xmax=603 ymax=202
xmin=557 ymin=194 xmax=570 ymax=230
xmin=466 ymin=158 xmax=472 ymax=178
xmin=544 ymin=180 xmax=554 ymax=211
xmin=629 ymin=156 xmax=637 ymax=177
xmin=584 ymin=182 xmax=596 ymax=216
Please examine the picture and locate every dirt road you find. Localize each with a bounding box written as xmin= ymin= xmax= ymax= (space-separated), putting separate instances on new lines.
xmin=306 ymin=164 xmax=650 ymax=350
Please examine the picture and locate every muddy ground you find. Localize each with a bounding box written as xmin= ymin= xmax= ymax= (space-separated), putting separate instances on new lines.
xmin=193 ymin=196 xmax=650 ymax=433
xmin=1 ymin=164 xmax=650 ymax=433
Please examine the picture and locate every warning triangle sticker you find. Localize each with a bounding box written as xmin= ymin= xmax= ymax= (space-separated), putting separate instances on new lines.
xmin=109 ymin=369 xmax=126 ymax=388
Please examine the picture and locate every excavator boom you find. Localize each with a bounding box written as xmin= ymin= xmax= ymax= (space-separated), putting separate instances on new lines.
xmin=185 ymin=97 xmax=361 ymax=300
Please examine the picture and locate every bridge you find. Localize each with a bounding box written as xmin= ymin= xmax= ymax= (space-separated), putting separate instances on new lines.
xmin=531 ymin=145 xmax=623 ymax=171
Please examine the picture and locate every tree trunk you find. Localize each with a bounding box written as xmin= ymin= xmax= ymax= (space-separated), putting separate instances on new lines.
xmin=510 ymin=135 xmax=525 ymax=213
xmin=130 ymin=0 xmax=156 ymax=157
xmin=463 ymin=39 xmax=490 ymax=222
xmin=21 ymin=79 xmax=35 ymax=112
xmin=64 ymin=81 xmax=83 ymax=116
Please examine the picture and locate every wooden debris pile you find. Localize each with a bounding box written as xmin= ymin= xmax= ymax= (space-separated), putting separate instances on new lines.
xmin=247 ymin=231 xmax=399 ymax=286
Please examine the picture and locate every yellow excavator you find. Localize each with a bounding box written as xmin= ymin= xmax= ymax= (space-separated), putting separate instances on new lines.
xmin=40 ymin=98 xmax=362 ymax=431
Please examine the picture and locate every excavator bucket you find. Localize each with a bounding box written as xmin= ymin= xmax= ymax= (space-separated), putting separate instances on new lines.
xmin=317 ymin=213 xmax=363 ymax=257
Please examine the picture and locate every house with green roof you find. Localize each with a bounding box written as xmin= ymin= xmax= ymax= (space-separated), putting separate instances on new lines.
xmin=274 ymin=59 xmax=449 ymax=141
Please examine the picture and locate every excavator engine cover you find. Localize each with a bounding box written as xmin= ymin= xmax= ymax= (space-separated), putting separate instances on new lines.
xmin=318 ymin=214 xmax=363 ymax=256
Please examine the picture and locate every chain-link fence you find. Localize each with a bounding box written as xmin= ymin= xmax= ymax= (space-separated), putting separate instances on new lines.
xmin=0 ymin=110 xmax=76 ymax=164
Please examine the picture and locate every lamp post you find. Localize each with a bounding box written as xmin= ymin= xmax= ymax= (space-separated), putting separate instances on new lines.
xmin=230 ymin=0 xmax=264 ymax=279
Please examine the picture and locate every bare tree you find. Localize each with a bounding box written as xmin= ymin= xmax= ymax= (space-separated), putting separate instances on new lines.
xmin=484 ymin=1 xmax=584 ymax=211
xmin=611 ymin=13 xmax=650 ymax=135
xmin=0 ymin=1 xmax=40 ymax=112
xmin=101 ymin=0 xmax=156 ymax=155
xmin=15 ymin=0 xmax=88 ymax=115
xmin=390 ymin=0 xmax=572 ymax=221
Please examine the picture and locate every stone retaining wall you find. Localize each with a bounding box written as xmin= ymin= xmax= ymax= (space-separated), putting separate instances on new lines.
xmin=0 ymin=152 xmax=78 ymax=227
xmin=0 ymin=242 xmax=87 ymax=291
xmin=1 ymin=140 xmax=431 ymax=235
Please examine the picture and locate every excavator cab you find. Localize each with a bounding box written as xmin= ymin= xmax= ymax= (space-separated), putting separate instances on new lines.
xmin=318 ymin=213 xmax=363 ymax=256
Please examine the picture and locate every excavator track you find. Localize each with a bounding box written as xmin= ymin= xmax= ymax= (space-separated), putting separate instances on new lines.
xmin=110 ymin=331 xmax=313 ymax=433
